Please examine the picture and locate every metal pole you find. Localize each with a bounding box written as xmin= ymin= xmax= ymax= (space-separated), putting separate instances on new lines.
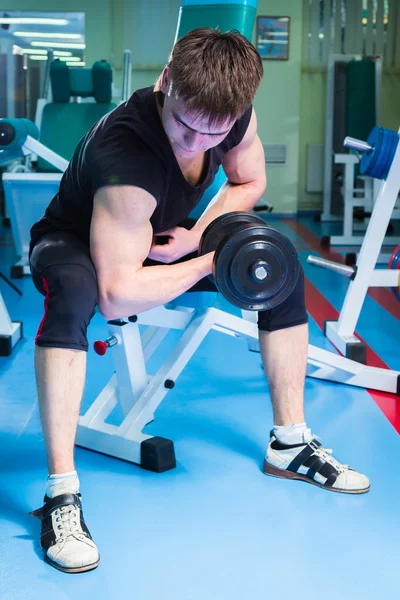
xmin=344 ymin=136 xmax=372 ymax=152
xmin=42 ymin=49 xmax=54 ymax=100
xmin=121 ymin=49 xmax=132 ymax=102
xmin=307 ymin=255 xmax=357 ymax=278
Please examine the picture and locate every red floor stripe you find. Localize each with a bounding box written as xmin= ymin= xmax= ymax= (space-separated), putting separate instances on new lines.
xmin=286 ymin=219 xmax=400 ymax=319
xmin=325 ymin=245 xmax=397 ymax=253
xmin=302 ymin=247 xmax=400 ymax=434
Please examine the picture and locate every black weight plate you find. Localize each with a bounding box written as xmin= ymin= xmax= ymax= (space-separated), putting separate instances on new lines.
xmin=198 ymin=211 xmax=266 ymax=256
xmin=213 ymin=224 xmax=300 ymax=310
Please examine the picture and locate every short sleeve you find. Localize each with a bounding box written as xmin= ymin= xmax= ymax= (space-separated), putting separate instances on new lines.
xmin=228 ymin=105 xmax=253 ymax=150
xmin=89 ymin=124 xmax=167 ymax=203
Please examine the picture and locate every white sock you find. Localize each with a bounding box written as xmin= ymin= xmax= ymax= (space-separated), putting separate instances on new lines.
xmin=273 ymin=422 xmax=311 ymax=445
xmin=46 ymin=470 xmax=80 ymax=499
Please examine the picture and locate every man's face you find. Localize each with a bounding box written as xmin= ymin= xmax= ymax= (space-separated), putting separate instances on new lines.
xmin=160 ymin=69 xmax=236 ymax=159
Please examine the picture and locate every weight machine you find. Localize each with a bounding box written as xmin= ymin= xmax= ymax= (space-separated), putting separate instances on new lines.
xmin=309 ymin=126 xmax=400 ymax=363
xmin=322 ymin=54 xmax=381 ymax=225
xmin=0 ymin=118 xmax=68 ymax=277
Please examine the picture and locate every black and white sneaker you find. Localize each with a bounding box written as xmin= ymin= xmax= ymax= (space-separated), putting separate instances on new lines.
xmin=263 ymin=431 xmax=370 ymax=494
xmin=30 ymin=493 xmax=100 ymax=573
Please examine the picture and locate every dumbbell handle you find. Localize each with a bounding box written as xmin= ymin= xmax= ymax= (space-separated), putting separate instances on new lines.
xmin=94 ymin=335 xmax=119 ymax=356
xmin=344 ymin=136 xmax=373 ymax=153
xmin=307 ymin=255 xmax=357 ymax=279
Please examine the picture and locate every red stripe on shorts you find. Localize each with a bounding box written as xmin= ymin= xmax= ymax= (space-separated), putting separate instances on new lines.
xmin=35 ymin=275 xmax=50 ymax=345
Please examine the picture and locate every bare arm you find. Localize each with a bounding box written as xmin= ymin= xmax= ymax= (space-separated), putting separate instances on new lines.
xmin=91 ymin=185 xmax=213 ymax=319
xmin=191 ymin=109 xmax=267 ymax=243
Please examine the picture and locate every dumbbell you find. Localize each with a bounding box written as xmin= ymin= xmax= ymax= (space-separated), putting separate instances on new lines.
xmin=345 ymin=126 xmax=399 ymax=180
xmin=198 ymin=212 xmax=300 ymax=311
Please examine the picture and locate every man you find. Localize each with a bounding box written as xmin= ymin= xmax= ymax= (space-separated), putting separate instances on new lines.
xmin=29 ymin=28 xmax=369 ymax=574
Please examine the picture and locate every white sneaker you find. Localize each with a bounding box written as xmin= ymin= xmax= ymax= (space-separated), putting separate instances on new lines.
xmin=30 ymin=493 xmax=100 ymax=573
xmin=263 ymin=431 xmax=370 ymax=494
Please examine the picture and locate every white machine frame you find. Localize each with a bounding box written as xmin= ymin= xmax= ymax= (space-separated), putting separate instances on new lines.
xmin=326 ymin=154 xmax=400 ymax=253
xmin=2 ymin=137 xmax=67 ymax=276
xmin=320 ymin=132 xmax=400 ymax=361
xmin=76 ymin=297 xmax=399 ymax=470
xmin=0 ymin=290 xmax=22 ymax=356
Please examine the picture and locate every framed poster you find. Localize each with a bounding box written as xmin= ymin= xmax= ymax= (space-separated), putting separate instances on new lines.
xmin=257 ymin=16 xmax=290 ymax=61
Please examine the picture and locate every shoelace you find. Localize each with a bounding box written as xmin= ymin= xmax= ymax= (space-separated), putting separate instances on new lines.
xmin=54 ymin=505 xmax=86 ymax=544
xmin=310 ymin=437 xmax=349 ymax=474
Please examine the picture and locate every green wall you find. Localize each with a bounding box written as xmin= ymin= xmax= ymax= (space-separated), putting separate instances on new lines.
xmin=253 ymin=1 xmax=302 ymax=214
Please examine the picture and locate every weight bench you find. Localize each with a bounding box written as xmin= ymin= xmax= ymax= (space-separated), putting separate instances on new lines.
xmin=76 ymin=292 xmax=400 ymax=472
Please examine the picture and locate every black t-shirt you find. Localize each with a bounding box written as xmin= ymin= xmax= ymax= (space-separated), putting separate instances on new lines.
xmin=29 ymin=85 xmax=252 ymax=254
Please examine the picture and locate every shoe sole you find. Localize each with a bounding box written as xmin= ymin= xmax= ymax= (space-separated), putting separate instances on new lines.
xmin=44 ymin=554 xmax=100 ymax=574
xmin=263 ymin=460 xmax=370 ymax=495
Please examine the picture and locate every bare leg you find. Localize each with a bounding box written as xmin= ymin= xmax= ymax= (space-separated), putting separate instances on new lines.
xmin=260 ymin=322 xmax=370 ymax=494
xmin=34 ymin=346 xmax=86 ymax=475
xmin=258 ymin=323 xmax=308 ymax=426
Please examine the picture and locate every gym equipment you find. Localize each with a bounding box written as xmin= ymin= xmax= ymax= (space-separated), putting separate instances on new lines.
xmin=318 ymin=56 xmax=395 ymax=252
xmin=307 ymin=255 xmax=357 ymax=279
xmin=198 ymin=212 xmax=300 ymax=310
xmin=308 ymin=124 xmax=400 ymax=366
xmin=357 ymin=127 xmax=399 ymax=180
xmin=388 ymin=245 xmax=400 ymax=302
xmin=176 ymin=0 xmax=257 ymax=42
xmin=322 ymin=54 xmax=381 ymax=223
xmin=0 ymin=118 xmax=67 ymax=171
xmin=1 ymin=118 xmax=69 ymax=278
xmin=35 ymin=59 xmax=117 ymax=173
xmin=0 ymin=286 xmax=23 ymax=356
xmin=309 ymin=250 xmax=400 ymax=304
xmin=0 ymin=149 xmax=24 ymax=355
xmin=321 ymin=151 xmax=399 ymax=260
xmin=78 ymin=281 xmax=399 ymax=471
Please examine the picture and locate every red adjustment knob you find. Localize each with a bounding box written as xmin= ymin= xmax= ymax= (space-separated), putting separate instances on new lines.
xmin=93 ymin=335 xmax=119 ymax=356
xmin=94 ymin=340 xmax=108 ymax=356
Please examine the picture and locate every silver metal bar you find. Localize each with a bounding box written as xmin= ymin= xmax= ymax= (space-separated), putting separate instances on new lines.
xmin=307 ymin=255 xmax=356 ymax=278
xmin=24 ymin=136 xmax=69 ymax=172
xmin=344 ymin=137 xmax=372 ymax=152
xmin=42 ymin=50 xmax=54 ymax=100
xmin=121 ymin=49 xmax=132 ymax=102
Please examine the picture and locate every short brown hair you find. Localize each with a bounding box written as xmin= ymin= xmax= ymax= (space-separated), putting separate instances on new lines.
xmin=156 ymin=27 xmax=263 ymax=125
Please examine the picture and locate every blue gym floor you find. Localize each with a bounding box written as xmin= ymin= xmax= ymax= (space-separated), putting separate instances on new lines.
xmin=1 ymin=215 xmax=399 ymax=600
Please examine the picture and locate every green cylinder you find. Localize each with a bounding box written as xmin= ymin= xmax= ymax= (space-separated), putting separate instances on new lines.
xmin=176 ymin=4 xmax=257 ymax=41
